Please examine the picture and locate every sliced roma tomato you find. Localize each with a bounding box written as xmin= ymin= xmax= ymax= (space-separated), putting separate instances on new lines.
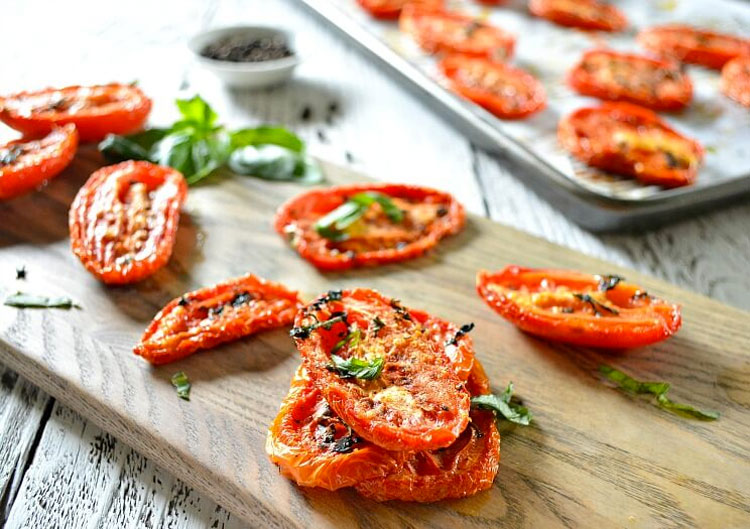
xmin=476 ymin=266 xmax=682 ymax=348
xmin=558 ymin=102 xmax=703 ymax=188
xmin=400 ymin=6 xmax=515 ymax=61
xmin=292 ymin=288 xmax=472 ymax=452
xmin=638 ymin=25 xmax=750 ymax=70
xmin=266 ymin=366 xmax=400 ymax=490
xmin=721 ymin=55 xmax=750 ymax=108
xmin=440 ymin=54 xmax=546 ymax=119
xmin=69 ymin=161 xmax=187 ymax=285
xmin=0 ymin=124 xmax=78 ymax=199
xmin=0 ymin=83 xmax=152 ymax=142
xmin=134 ymin=274 xmax=302 ymax=364
xmin=357 ymin=0 xmax=443 ymax=20
xmin=354 ymin=409 xmax=500 ymax=502
xmin=274 ymin=183 xmax=465 ymax=271
xmin=568 ymin=49 xmax=693 ymax=111
xmin=529 ymin=0 xmax=627 ymax=32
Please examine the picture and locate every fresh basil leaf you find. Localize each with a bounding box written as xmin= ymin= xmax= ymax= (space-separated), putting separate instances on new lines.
xmin=314 ymin=192 xmax=402 ymax=241
xmin=99 ymin=130 xmax=168 ymax=162
xmin=293 ymin=156 xmax=325 ymax=184
xmin=599 ymin=365 xmax=719 ymax=421
xmin=175 ymin=95 xmax=218 ymax=131
xmin=171 ymin=371 xmax=191 ymax=401
xmin=230 ymin=126 xmax=304 ymax=152
xmin=471 ymin=382 xmax=532 ymax=426
xmin=328 ymin=354 xmax=384 ymax=380
xmin=184 ymin=132 xmax=231 ymax=185
xmin=229 ymin=145 xmax=297 ymax=180
xmin=149 ymin=132 xmax=194 ymax=175
xmin=5 ymin=292 xmax=78 ymax=309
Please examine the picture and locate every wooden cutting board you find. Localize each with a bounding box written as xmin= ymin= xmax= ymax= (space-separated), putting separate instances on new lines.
xmin=1 ymin=147 xmax=748 ymax=529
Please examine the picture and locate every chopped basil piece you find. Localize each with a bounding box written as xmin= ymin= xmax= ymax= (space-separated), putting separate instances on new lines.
xmin=290 ymin=313 xmax=348 ymax=340
xmin=4 ymin=292 xmax=78 ymax=309
xmin=314 ymin=192 xmax=403 ymax=241
xmin=597 ymin=274 xmax=623 ymax=292
xmin=332 ymin=328 xmax=362 ymax=353
xmin=574 ymin=293 xmax=619 ymax=316
xmin=599 ymin=365 xmax=719 ymax=421
xmin=471 ymin=382 xmax=532 ymax=426
xmin=328 ymin=354 xmax=384 ymax=381
xmin=171 ymin=371 xmax=191 ymax=401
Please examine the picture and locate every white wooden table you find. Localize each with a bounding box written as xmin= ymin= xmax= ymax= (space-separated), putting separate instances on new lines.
xmin=1 ymin=0 xmax=749 ymax=526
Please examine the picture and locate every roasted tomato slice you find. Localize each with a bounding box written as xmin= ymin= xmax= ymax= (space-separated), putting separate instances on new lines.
xmin=638 ymin=25 xmax=750 ymax=70
xmin=69 ymin=161 xmax=188 ymax=284
xmin=0 ymin=124 xmax=78 ymax=199
xmin=274 ymin=183 xmax=465 ymax=271
xmin=134 ymin=274 xmax=302 ymax=364
xmin=440 ymin=54 xmax=547 ymax=119
xmin=0 ymin=83 xmax=152 ymax=142
xmin=354 ymin=409 xmax=500 ymax=502
xmin=357 ymin=0 xmax=443 ymax=19
xmin=529 ymin=0 xmax=627 ymax=32
xmin=476 ymin=266 xmax=682 ymax=348
xmin=266 ymin=366 xmax=400 ymax=490
xmin=292 ymin=288 xmax=472 ymax=452
xmin=400 ymin=6 xmax=515 ymax=61
xmin=558 ymin=102 xmax=703 ymax=188
xmin=721 ymin=56 xmax=750 ymax=108
xmin=568 ymin=49 xmax=693 ymax=111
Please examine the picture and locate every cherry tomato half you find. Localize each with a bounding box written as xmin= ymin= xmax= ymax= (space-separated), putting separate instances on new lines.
xmin=69 ymin=161 xmax=187 ymax=284
xmin=400 ymin=6 xmax=515 ymax=61
xmin=134 ymin=274 xmax=302 ymax=364
xmin=440 ymin=54 xmax=547 ymax=119
xmin=274 ymin=183 xmax=465 ymax=272
xmin=477 ymin=266 xmax=682 ymax=348
xmin=638 ymin=25 xmax=750 ymax=70
xmin=0 ymin=83 xmax=152 ymax=142
xmin=0 ymin=124 xmax=78 ymax=200
xmin=721 ymin=55 xmax=750 ymax=108
xmin=558 ymin=102 xmax=703 ymax=188
xmin=529 ymin=0 xmax=627 ymax=32
xmin=292 ymin=288 xmax=472 ymax=452
xmin=568 ymin=49 xmax=693 ymax=111
xmin=357 ymin=0 xmax=443 ymax=20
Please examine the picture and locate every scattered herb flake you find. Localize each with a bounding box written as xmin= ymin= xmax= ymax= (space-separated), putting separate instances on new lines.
xmin=171 ymin=371 xmax=191 ymax=401
xmin=290 ymin=313 xmax=348 ymax=340
xmin=574 ymin=293 xmax=619 ymax=316
xmin=597 ymin=274 xmax=623 ymax=292
xmin=447 ymin=322 xmax=475 ymax=346
xmin=4 ymin=292 xmax=78 ymax=309
xmin=15 ymin=266 xmax=26 ymax=280
xmin=371 ymin=316 xmax=385 ymax=335
xmin=471 ymin=382 xmax=532 ymax=426
xmin=328 ymin=354 xmax=384 ymax=380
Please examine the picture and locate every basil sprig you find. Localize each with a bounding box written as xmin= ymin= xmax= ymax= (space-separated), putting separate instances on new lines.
xmin=4 ymin=292 xmax=79 ymax=309
xmin=315 ymin=192 xmax=404 ymax=241
xmin=599 ymin=365 xmax=719 ymax=421
xmin=171 ymin=371 xmax=191 ymax=401
xmin=471 ymin=382 xmax=532 ymax=426
xmin=328 ymin=354 xmax=384 ymax=381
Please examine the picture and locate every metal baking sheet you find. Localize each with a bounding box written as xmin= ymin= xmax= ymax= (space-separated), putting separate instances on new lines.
xmin=298 ymin=0 xmax=750 ymax=231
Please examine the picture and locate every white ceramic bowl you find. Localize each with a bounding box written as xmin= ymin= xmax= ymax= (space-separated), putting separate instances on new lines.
xmin=188 ymin=26 xmax=299 ymax=89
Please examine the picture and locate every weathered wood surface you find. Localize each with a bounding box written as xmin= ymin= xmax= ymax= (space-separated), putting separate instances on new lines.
xmin=1 ymin=0 xmax=750 ymax=527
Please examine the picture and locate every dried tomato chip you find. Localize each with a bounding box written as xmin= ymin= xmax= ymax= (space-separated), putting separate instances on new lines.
xmin=0 ymin=124 xmax=78 ymax=199
xmin=357 ymin=0 xmax=443 ymax=19
xmin=477 ymin=266 xmax=682 ymax=348
xmin=721 ymin=55 xmax=750 ymax=108
xmin=529 ymin=0 xmax=627 ymax=32
xmin=134 ymin=273 xmax=302 ymax=364
xmin=69 ymin=161 xmax=187 ymax=284
xmin=638 ymin=25 xmax=750 ymax=70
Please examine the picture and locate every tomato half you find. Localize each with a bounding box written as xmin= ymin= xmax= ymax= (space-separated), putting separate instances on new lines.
xmin=400 ymin=6 xmax=515 ymax=61
xmin=476 ymin=266 xmax=682 ymax=348
xmin=69 ymin=161 xmax=188 ymax=285
xmin=638 ymin=25 xmax=750 ymax=70
xmin=568 ymin=49 xmax=693 ymax=111
xmin=529 ymin=0 xmax=627 ymax=32
xmin=357 ymin=0 xmax=443 ymax=20
xmin=292 ymin=288 xmax=472 ymax=452
xmin=134 ymin=274 xmax=302 ymax=364
xmin=721 ymin=55 xmax=750 ymax=108
xmin=0 ymin=83 xmax=152 ymax=142
xmin=0 ymin=124 xmax=78 ymax=199
xmin=274 ymin=183 xmax=465 ymax=272
xmin=558 ymin=102 xmax=703 ymax=188
xmin=440 ymin=54 xmax=547 ymax=119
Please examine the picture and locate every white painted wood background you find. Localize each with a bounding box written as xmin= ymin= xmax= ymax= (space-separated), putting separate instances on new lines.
xmin=1 ymin=0 xmax=748 ymax=526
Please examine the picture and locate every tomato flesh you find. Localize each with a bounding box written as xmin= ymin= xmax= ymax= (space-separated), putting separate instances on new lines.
xmin=721 ymin=56 xmax=750 ymax=108
xmin=568 ymin=49 xmax=692 ymax=111
xmin=529 ymin=0 xmax=627 ymax=32
xmin=69 ymin=161 xmax=188 ymax=284
xmin=477 ymin=266 xmax=682 ymax=348
xmin=638 ymin=25 xmax=750 ymax=70
xmin=357 ymin=0 xmax=443 ymax=19
xmin=0 ymin=124 xmax=78 ymax=199
xmin=558 ymin=102 xmax=703 ymax=188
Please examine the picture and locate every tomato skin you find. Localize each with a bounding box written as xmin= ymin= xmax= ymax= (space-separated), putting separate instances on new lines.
xmin=274 ymin=183 xmax=465 ymax=272
xmin=529 ymin=0 xmax=627 ymax=32
xmin=134 ymin=274 xmax=302 ymax=364
xmin=440 ymin=54 xmax=547 ymax=119
xmin=558 ymin=102 xmax=703 ymax=188
xmin=0 ymin=83 xmax=152 ymax=142
xmin=357 ymin=0 xmax=443 ymax=19
xmin=69 ymin=161 xmax=187 ymax=285
xmin=721 ymin=56 xmax=750 ymax=108
xmin=0 ymin=124 xmax=78 ymax=199
xmin=638 ymin=25 xmax=750 ymax=70
xmin=568 ymin=49 xmax=693 ymax=111
xmin=400 ymin=6 xmax=515 ymax=61
xmin=476 ymin=266 xmax=682 ymax=348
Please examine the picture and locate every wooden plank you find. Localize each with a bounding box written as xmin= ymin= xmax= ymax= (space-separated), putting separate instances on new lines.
xmin=1 ymin=150 xmax=748 ymax=528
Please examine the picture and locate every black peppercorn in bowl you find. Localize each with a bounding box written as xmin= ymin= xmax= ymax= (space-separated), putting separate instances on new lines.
xmin=188 ymin=26 xmax=299 ymax=88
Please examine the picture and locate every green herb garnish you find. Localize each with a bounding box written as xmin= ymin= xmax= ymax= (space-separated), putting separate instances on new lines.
xmin=332 ymin=328 xmax=362 ymax=353
xmin=574 ymin=293 xmax=619 ymax=316
xmin=597 ymin=274 xmax=623 ymax=292
xmin=290 ymin=313 xmax=348 ymax=340
xmin=371 ymin=316 xmax=385 ymax=335
xmin=328 ymin=354 xmax=384 ymax=380
xmin=171 ymin=371 xmax=191 ymax=401
xmin=4 ymin=292 xmax=78 ymax=309
xmin=314 ymin=192 xmax=404 ymax=241
xmin=599 ymin=365 xmax=719 ymax=421
xmin=471 ymin=382 xmax=532 ymax=426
